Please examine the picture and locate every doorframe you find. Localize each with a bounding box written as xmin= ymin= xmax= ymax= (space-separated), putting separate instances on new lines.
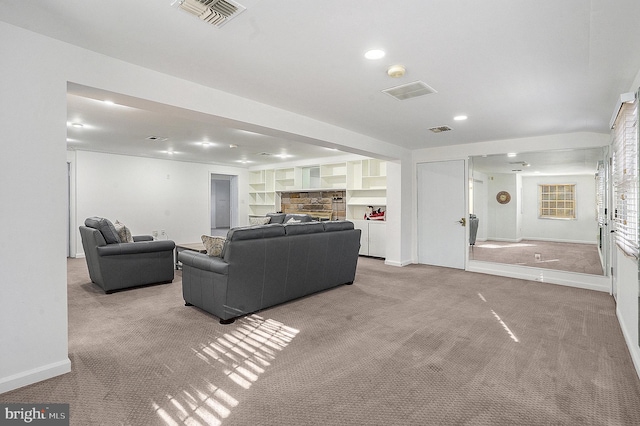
xmin=415 ymin=159 xmax=469 ymax=269
xmin=209 ymin=173 xmax=238 ymax=232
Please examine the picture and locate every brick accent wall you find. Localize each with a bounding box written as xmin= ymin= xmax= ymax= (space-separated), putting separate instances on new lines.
xmin=280 ymin=191 xmax=346 ymax=220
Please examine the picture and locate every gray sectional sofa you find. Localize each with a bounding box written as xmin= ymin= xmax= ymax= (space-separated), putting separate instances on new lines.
xmin=179 ymin=220 xmax=361 ymax=324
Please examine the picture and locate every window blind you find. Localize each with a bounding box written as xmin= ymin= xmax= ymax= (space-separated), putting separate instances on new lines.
xmin=612 ymin=97 xmax=638 ymax=258
xmin=595 ymin=161 xmax=606 ymax=227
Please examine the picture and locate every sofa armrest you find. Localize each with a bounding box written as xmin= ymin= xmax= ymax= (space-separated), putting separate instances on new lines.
xmin=133 ymin=235 xmax=154 ymax=242
xmin=97 ymin=240 xmax=176 ymax=256
xmin=179 ymin=251 xmax=229 ymax=275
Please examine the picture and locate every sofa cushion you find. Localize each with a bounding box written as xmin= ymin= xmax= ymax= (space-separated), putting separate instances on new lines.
xmin=323 ymin=220 xmax=355 ymax=232
xmin=284 ymin=222 xmax=325 ymax=235
xmin=249 ymin=216 xmax=271 ymax=225
xmin=266 ymin=213 xmax=286 ymax=224
xmin=226 ymin=223 xmax=285 ymax=242
xmin=114 ymin=220 xmax=134 ymax=243
xmin=84 ymin=217 xmax=122 ymax=244
xmin=201 ymin=235 xmax=226 ymax=257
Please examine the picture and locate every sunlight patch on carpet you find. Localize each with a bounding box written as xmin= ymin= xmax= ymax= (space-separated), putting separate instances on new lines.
xmin=152 ymin=314 xmax=299 ymax=425
xmin=478 ymin=293 xmax=519 ymax=343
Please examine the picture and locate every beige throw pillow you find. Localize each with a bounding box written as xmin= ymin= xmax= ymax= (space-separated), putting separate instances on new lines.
xmin=201 ymin=235 xmax=226 ymax=257
xmin=249 ymin=216 xmax=271 ymax=225
xmin=114 ymin=220 xmax=134 ymax=243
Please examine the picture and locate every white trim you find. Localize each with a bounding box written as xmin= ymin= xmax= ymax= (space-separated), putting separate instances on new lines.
xmin=467 ymin=260 xmax=611 ymax=293
xmin=616 ymin=306 xmax=640 ymax=380
xmin=0 ymin=358 xmax=71 ymax=394
xmin=519 ymin=237 xmax=598 ymax=245
xmin=384 ymin=259 xmax=413 ymax=267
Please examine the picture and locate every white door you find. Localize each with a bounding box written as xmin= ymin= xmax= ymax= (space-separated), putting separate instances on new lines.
xmin=417 ymin=160 xmax=467 ymax=269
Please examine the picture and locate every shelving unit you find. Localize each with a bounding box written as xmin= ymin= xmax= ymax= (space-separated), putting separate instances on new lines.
xmin=320 ymin=162 xmax=347 ymax=189
xmin=248 ymin=169 xmax=276 ymax=216
xmin=346 ymin=159 xmax=387 ymax=257
xmin=247 ymin=158 xmax=387 ymax=258
xmin=274 ymin=167 xmax=299 ymax=191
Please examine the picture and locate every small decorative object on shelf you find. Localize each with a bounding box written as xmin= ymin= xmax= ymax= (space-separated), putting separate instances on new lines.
xmin=364 ymin=206 xmax=385 ymax=220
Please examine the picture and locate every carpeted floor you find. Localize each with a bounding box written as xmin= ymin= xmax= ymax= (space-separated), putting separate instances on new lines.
xmin=1 ymin=257 xmax=639 ymax=425
xmin=470 ymin=239 xmax=604 ymax=275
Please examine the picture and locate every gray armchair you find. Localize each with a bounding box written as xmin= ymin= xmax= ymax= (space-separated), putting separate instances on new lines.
xmin=79 ymin=217 xmax=175 ymax=293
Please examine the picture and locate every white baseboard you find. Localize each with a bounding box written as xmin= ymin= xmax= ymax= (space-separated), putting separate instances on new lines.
xmin=0 ymin=358 xmax=71 ymax=394
xmin=384 ymin=259 xmax=413 ymax=267
xmin=521 ymin=237 xmax=597 ymax=245
xmin=466 ymin=261 xmax=611 ymax=293
xmin=75 ymin=252 xmax=85 ymax=259
xmin=616 ymin=306 xmax=640 ymax=380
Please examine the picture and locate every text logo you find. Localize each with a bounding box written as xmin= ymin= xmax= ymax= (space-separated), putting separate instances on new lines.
xmin=0 ymin=404 xmax=68 ymax=425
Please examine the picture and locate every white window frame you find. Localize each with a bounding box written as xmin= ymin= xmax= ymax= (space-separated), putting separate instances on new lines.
xmin=611 ymin=95 xmax=639 ymax=258
xmin=538 ymin=184 xmax=576 ymax=220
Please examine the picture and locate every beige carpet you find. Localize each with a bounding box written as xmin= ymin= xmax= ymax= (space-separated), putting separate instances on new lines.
xmin=470 ymin=239 xmax=605 ymax=275
xmin=1 ymin=257 xmax=639 ymax=425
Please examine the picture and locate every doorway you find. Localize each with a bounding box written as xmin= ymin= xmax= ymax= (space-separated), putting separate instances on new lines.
xmin=210 ymin=174 xmax=236 ymax=237
xmin=417 ymin=160 xmax=467 ymax=269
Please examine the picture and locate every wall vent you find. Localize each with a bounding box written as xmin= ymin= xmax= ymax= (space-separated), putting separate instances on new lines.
xmin=428 ymin=126 xmax=453 ymax=133
xmin=382 ymin=81 xmax=437 ymax=101
xmin=175 ymin=0 xmax=246 ymax=27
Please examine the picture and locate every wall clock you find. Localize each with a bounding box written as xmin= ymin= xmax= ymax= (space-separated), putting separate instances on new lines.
xmin=496 ymin=191 xmax=511 ymax=204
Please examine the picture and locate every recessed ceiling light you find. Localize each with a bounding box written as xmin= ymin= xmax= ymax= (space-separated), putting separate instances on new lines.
xmin=507 ymin=153 xmax=517 ymax=157
xmin=276 ymin=154 xmax=292 ymax=159
xmin=201 ymin=142 xmax=212 ymax=147
xmin=103 ymin=100 xmax=115 ymax=106
xmin=365 ymin=49 xmax=385 ymax=60
xmin=453 ymin=115 xmax=468 ymax=121
xmin=70 ymin=122 xmax=84 ymax=128
xmin=229 ymin=144 xmax=238 ymax=148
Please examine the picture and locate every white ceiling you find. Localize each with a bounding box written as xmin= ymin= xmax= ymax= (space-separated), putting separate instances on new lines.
xmin=471 ymin=147 xmax=605 ymax=176
xmin=2 ymin=0 xmax=640 ymax=166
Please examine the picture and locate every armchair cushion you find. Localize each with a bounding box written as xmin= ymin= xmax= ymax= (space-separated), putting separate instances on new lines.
xmin=84 ymin=217 xmax=121 ymax=244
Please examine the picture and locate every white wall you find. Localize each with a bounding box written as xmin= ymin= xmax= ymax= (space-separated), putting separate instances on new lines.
xmin=0 ymin=22 xmax=70 ymax=393
xmin=486 ymin=173 xmax=520 ymax=241
xmin=71 ymin=151 xmax=248 ymax=256
xmin=0 ymin=21 xmax=411 ymax=393
xmin=521 ymin=174 xmax=597 ymax=243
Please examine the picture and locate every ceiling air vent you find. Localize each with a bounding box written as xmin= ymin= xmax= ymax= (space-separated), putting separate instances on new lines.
xmin=382 ymin=81 xmax=437 ymax=101
xmin=428 ymin=126 xmax=453 ymax=133
xmin=175 ymin=0 xmax=246 ymax=27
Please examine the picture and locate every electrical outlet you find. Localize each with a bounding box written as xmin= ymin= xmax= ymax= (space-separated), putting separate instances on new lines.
xmin=161 ymin=230 xmax=166 ymax=237
xmin=152 ymin=230 xmax=158 ymax=239
xmin=534 ymin=253 xmax=541 ymax=260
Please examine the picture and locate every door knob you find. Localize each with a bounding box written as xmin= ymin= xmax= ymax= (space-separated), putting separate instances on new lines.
xmin=458 ymin=217 xmax=466 ymax=227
